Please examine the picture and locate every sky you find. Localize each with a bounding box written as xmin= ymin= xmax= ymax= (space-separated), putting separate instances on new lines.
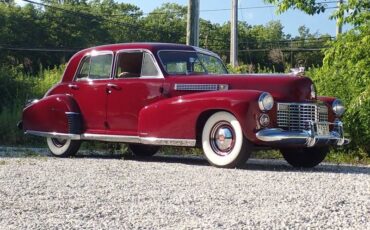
xmin=15 ymin=0 xmax=349 ymax=37
xmin=121 ymin=0 xmax=348 ymax=37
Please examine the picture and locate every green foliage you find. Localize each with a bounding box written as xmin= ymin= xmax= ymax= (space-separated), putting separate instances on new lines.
xmin=265 ymin=0 xmax=369 ymax=27
xmin=309 ymin=23 xmax=370 ymax=154
xmin=0 ymin=65 xmax=63 ymax=146
xmin=227 ymin=63 xmax=276 ymax=74
xmin=326 ymin=148 xmax=370 ymax=165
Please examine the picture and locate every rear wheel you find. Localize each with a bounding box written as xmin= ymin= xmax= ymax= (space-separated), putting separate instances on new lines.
xmin=280 ymin=147 xmax=329 ymax=168
xmin=46 ymin=137 xmax=81 ymax=157
xmin=129 ymin=144 xmax=160 ymax=157
xmin=202 ymin=111 xmax=252 ymax=168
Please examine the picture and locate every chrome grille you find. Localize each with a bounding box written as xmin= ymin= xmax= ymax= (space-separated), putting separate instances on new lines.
xmin=277 ymin=103 xmax=328 ymax=131
xmin=174 ymin=84 xmax=228 ymax=91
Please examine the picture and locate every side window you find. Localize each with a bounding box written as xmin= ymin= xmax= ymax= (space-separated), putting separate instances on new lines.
xmin=89 ymin=54 xmax=112 ymax=79
xmin=115 ymin=51 xmax=160 ymax=78
xmin=166 ymin=62 xmax=187 ymax=74
xmin=76 ymin=56 xmax=91 ymax=80
xmin=76 ymin=53 xmax=112 ymax=81
xmin=116 ymin=52 xmax=143 ymax=78
xmin=141 ymin=53 xmax=159 ymax=77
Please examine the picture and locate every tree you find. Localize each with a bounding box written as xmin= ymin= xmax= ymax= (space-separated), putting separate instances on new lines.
xmin=264 ymin=0 xmax=370 ymax=153
xmin=310 ymin=23 xmax=370 ymax=153
xmin=264 ymin=0 xmax=369 ymax=27
xmin=142 ymin=3 xmax=187 ymax=43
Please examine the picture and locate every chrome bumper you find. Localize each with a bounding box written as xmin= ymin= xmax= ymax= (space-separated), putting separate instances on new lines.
xmin=256 ymin=121 xmax=350 ymax=147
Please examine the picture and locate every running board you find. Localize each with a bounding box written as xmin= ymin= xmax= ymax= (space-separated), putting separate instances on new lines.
xmin=25 ymin=130 xmax=196 ymax=147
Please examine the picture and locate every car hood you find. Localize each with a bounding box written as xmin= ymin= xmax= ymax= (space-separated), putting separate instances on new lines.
xmin=167 ymin=74 xmax=315 ymax=102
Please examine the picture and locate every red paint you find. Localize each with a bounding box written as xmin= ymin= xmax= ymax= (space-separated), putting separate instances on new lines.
xmin=22 ymin=94 xmax=80 ymax=133
xmin=21 ymin=43 xmax=338 ymax=146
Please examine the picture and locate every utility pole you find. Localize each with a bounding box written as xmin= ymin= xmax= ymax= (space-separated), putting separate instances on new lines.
xmin=230 ymin=0 xmax=238 ymax=67
xmin=186 ymin=0 xmax=200 ymax=46
xmin=336 ymin=0 xmax=343 ymax=36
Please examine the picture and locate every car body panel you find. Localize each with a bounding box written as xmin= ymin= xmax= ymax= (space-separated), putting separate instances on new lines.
xmin=20 ymin=43 xmax=349 ymax=148
xmin=22 ymin=94 xmax=81 ymax=134
xmin=138 ymin=90 xmax=262 ymax=141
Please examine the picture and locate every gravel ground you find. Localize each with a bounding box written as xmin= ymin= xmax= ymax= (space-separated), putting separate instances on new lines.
xmin=0 ymin=148 xmax=369 ymax=229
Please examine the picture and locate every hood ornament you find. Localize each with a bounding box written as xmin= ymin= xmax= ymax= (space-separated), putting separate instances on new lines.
xmin=290 ymin=67 xmax=305 ymax=76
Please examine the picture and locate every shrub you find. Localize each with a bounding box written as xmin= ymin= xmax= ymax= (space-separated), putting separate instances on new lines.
xmin=0 ymin=65 xmax=63 ymax=146
xmin=309 ymin=24 xmax=370 ymax=154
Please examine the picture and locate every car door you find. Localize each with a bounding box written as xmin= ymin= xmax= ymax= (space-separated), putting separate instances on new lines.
xmin=68 ymin=51 xmax=113 ymax=134
xmin=106 ymin=50 xmax=164 ymax=136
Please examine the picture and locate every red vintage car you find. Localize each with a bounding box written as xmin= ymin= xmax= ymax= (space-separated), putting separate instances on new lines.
xmin=20 ymin=43 xmax=349 ymax=168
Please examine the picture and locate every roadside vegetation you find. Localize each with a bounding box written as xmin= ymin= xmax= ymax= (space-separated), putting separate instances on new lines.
xmin=0 ymin=0 xmax=368 ymax=164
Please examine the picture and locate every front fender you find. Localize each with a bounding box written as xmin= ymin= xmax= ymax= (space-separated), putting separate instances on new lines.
xmin=138 ymin=90 xmax=262 ymax=141
xmin=22 ymin=94 xmax=82 ymax=134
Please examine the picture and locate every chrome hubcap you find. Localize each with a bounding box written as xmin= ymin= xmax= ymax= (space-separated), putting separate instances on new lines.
xmin=210 ymin=122 xmax=235 ymax=156
xmin=51 ymin=138 xmax=67 ymax=148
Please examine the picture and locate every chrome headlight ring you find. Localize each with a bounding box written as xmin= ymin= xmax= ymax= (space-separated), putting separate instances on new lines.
xmin=258 ymin=92 xmax=274 ymax=111
xmin=332 ymin=99 xmax=345 ymax=117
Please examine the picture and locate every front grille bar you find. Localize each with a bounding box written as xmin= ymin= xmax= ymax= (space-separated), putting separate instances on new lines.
xmin=277 ymin=103 xmax=328 ymax=131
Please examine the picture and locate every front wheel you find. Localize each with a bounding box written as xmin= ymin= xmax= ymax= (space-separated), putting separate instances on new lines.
xmin=202 ymin=111 xmax=252 ymax=168
xmin=280 ymin=147 xmax=329 ymax=168
xmin=46 ymin=137 xmax=81 ymax=157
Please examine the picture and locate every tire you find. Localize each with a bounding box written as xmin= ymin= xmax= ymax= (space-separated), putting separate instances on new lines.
xmin=202 ymin=111 xmax=252 ymax=168
xmin=46 ymin=137 xmax=81 ymax=157
xmin=280 ymin=147 xmax=329 ymax=168
xmin=129 ymin=144 xmax=160 ymax=157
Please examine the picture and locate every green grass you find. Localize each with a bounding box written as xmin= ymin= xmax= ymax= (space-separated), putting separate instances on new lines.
xmin=325 ymin=149 xmax=370 ymax=165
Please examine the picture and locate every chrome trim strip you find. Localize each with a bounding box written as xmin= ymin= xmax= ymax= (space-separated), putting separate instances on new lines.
xmin=25 ymin=131 xmax=196 ymax=146
xmin=25 ymin=130 xmax=81 ymax=140
xmin=174 ymin=84 xmax=228 ymax=91
xmin=141 ymin=137 xmax=196 ymax=146
xmin=65 ymin=112 xmax=80 ymax=115
xmin=81 ymin=133 xmax=140 ymax=143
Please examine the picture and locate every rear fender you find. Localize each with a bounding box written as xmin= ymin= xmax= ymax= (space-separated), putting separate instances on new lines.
xmin=138 ymin=90 xmax=262 ymax=141
xmin=22 ymin=94 xmax=82 ymax=134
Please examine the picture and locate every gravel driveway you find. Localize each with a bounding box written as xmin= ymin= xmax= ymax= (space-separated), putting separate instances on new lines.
xmin=0 ymin=148 xmax=369 ymax=229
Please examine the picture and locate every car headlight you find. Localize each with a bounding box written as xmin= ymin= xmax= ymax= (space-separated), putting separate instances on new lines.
xmin=310 ymin=84 xmax=316 ymax=99
xmin=258 ymin=92 xmax=274 ymax=111
xmin=332 ymin=99 xmax=345 ymax=116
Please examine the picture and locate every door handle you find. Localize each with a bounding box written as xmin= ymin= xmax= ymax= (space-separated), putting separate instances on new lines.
xmin=107 ymin=83 xmax=121 ymax=90
xmin=68 ymin=84 xmax=79 ymax=90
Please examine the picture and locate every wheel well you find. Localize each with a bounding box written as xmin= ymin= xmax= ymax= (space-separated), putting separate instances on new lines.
xmin=195 ymin=109 xmax=228 ymax=146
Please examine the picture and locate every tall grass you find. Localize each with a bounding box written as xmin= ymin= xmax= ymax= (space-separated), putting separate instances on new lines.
xmin=0 ymin=66 xmax=63 ymax=146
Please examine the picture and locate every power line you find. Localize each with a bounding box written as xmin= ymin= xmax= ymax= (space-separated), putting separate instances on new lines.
xmin=214 ymin=48 xmax=326 ymax=53
xmin=0 ymin=46 xmax=79 ymax=52
xmin=238 ymin=37 xmax=335 ymax=45
xmin=137 ymin=1 xmax=339 ymax=15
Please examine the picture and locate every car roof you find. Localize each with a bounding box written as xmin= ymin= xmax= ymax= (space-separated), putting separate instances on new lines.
xmin=77 ymin=42 xmax=196 ymax=54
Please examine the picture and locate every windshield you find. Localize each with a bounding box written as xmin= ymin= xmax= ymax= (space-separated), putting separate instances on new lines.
xmin=158 ymin=51 xmax=228 ymax=75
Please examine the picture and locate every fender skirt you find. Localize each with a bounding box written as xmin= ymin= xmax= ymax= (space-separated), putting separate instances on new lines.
xmin=22 ymin=94 xmax=82 ymax=137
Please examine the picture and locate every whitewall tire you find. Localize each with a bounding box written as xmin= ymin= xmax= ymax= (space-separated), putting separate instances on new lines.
xmin=46 ymin=137 xmax=81 ymax=157
xmin=202 ymin=111 xmax=251 ymax=168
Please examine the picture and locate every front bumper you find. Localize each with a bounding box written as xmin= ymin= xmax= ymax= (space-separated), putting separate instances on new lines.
xmin=256 ymin=121 xmax=350 ymax=147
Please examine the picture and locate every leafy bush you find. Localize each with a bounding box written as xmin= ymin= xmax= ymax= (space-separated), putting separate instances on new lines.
xmin=309 ymin=24 xmax=370 ymax=154
xmin=0 ymin=65 xmax=63 ymax=146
